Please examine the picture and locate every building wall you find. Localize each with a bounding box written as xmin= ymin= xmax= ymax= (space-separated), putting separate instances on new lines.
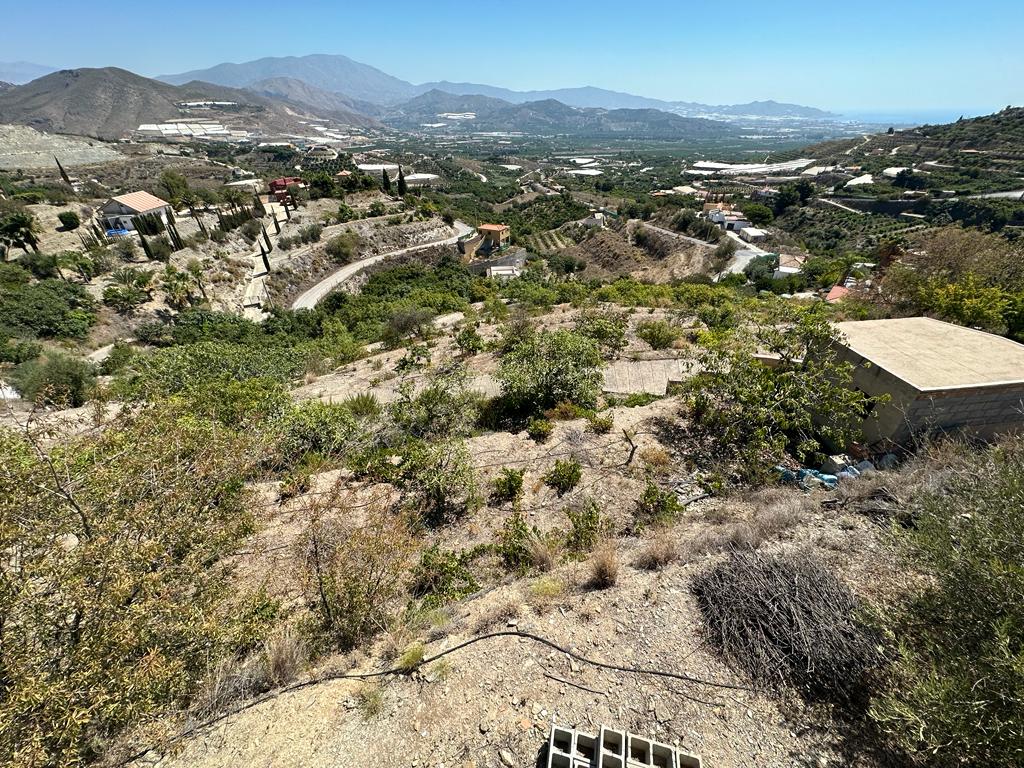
xmin=99 ymin=202 xmax=170 ymax=232
xmin=834 ymin=343 xmax=1024 ymax=444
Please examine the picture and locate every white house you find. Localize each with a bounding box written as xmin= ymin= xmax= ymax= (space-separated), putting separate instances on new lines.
xmin=707 ymin=208 xmax=751 ymax=232
xmin=773 ymin=253 xmax=806 ymax=281
xmin=99 ymin=192 xmax=172 ymax=232
xmin=582 ymin=212 xmax=607 ymax=228
xmin=739 ymin=226 xmax=767 ymax=243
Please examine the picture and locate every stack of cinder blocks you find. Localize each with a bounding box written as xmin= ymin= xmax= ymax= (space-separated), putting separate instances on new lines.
xmin=547 ymin=724 xmax=702 ymax=768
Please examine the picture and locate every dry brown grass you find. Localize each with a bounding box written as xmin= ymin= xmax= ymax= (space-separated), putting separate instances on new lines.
xmin=263 ymin=626 xmax=305 ymax=688
xmin=528 ymin=576 xmax=566 ymax=612
xmin=639 ymin=445 xmax=672 ymax=475
xmin=587 ymin=544 xmax=619 ymax=589
xmin=528 ymin=535 xmax=559 ymax=572
xmin=472 ymin=600 xmax=521 ymax=634
xmin=634 ymin=532 xmax=678 ymax=571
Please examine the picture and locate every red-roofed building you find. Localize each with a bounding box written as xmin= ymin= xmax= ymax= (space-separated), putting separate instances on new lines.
xmin=826 ymin=285 xmax=850 ymax=303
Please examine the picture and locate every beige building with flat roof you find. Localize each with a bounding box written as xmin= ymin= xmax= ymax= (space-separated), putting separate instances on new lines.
xmin=833 ymin=317 xmax=1024 ymax=445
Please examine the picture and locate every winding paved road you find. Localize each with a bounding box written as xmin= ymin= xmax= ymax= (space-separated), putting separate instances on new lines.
xmin=291 ymin=221 xmax=473 ymax=310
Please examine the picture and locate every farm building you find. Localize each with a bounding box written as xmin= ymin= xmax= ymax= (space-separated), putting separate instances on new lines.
xmin=739 ymin=226 xmax=767 ymax=243
xmin=833 ymin=317 xmax=1024 ymax=445
xmin=98 ymin=191 xmax=172 ymax=232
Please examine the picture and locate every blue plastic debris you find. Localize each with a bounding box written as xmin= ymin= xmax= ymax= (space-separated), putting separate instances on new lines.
xmin=775 ymin=466 xmax=839 ymax=490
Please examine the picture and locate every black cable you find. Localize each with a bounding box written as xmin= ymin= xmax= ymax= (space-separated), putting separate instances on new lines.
xmin=117 ymin=629 xmax=751 ymax=766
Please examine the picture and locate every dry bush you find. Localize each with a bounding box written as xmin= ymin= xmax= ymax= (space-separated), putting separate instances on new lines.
xmin=193 ymin=655 xmax=268 ymax=717
xmin=635 ymin=532 xmax=678 ymax=571
xmin=263 ymin=626 xmax=305 ymax=688
xmin=639 ymin=445 xmax=672 ymax=474
xmin=750 ymin=502 xmax=805 ymax=540
xmin=299 ymin=490 xmax=417 ymax=650
xmin=528 ymin=534 xmax=559 ymax=572
xmin=356 ymin=684 xmax=385 ymax=719
xmin=587 ymin=544 xmax=619 ymax=589
xmin=691 ymin=548 xmax=883 ymax=705
xmin=472 ymin=600 xmax=521 ymax=634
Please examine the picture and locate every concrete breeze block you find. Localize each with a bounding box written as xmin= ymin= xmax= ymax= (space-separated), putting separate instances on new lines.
xmin=550 ymin=724 xmax=702 ymax=768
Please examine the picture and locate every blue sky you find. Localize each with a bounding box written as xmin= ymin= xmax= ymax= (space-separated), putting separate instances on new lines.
xmin=4 ymin=0 xmax=1021 ymax=113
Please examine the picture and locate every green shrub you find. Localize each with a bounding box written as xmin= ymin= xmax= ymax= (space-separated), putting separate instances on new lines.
xmin=544 ymin=458 xmax=582 ymax=496
xmin=684 ymin=302 xmax=872 ymax=485
xmin=870 ymin=438 xmax=1024 ymax=767
xmin=57 ymin=211 xmax=81 ymax=230
xmin=497 ymin=329 xmax=603 ymax=414
xmin=455 ymin=325 xmax=484 ymax=355
xmin=497 ymin=509 xmax=536 ymax=571
xmin=411 ymin=545 xmax=480 ymax=607
xmin=148 ymin=235 xmax=174 ymax=262
xmin=340 ymin=392 xmax=382 ymax=419
xmin=636 ymin=319 xmax=681 ymax=350
xmin=587 ymin=414 xmax=614 ymax=434
xmin=98 ymin=340 xmax=139 ymax=375
xmin=0 ymin=338 xmax=41 ymax=365
xmin=387 ymin=364 xmax=479 ymax=441
xmin=10 ymin=353 xmax=95 ymax=406
xmin=526 ymin=417 xmax=553 ymax=443
xmin=634 ymin=480 xmax=683 ymax=528
xmin=325 ymin=231 xmax=361 ymax=262
xmin=490 ymin=468 xmax=525 ymax=504
xmin=574 ymin=309 xmax=628 ymax=357
xmin=298 ymin=223 xmax=322 ymax=243
xmin=402 ymin=439 xmax=480 ymax=525
xmin=0 ymin=403 xmax=273 ymax=767
xmin=277 ymin=401 xmax=361 ymax=465
xmin=564 ymin=499 xmax=611 ymax=555
xmin=18 ymin=251 xmax=59 ymax=280
xmin=544 ymin=400 xmax=588 ymax=421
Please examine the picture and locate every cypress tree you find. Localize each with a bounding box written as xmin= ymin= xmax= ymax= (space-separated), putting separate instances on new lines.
xmin=138 ymin=231 xmax=154 ymax=260
xmin=382 ymin=169 xmax=392 ymax=194
xmin=397 ymin=165 xmax=407 ymax=196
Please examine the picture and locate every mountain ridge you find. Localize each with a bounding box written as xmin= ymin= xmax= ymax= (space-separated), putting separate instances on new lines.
xmin=387 ymin=89 xmax=738 ymax=139
xmin=158 ymin=53 xmax=836 ymax=118
xmin=0 ymin=67 xmax=371 ymax=140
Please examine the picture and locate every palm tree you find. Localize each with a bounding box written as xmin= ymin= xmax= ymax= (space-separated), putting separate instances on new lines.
xmin=111 ymin=267 xmax=153 ymax=295
xmin=0 ymin=211 xmax=41 ymax=253
xmin=160 ymin=265 xmax=194 ymax=309
xmin=55 ymin=250 xmax=94 ymax=282
xmin=185 ymin=259 xmax=207 ymax=300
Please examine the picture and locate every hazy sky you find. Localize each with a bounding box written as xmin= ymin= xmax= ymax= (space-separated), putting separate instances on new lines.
xmin=4 ymin=0 xmax=1021 ymax=112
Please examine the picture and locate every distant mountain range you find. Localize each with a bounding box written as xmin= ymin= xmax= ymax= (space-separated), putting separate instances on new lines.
xmin=388 ymin=89 xmax=737 ymax=139
xmin=0 ymin=55 xmax=838 ymax=144
xmin=0 ymin=61 xmax=58 ymax=84
xmin=158 ymin=53 xmax=837 ymax=119
xmin=0 ymin=67 xmax=376 ymax=141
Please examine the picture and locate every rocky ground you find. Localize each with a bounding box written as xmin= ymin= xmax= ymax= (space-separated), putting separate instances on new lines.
xmin=127 ymin=410 xmax=900 ymax=768
xmin=117 ymin=307 xmax=906 ymax=768
xmin=0 ymin=125 xmax=120 ymax=169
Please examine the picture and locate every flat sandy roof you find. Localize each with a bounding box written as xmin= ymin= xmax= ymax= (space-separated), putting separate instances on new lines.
xmin=835 ymin=317 xmax=1024 ymax=391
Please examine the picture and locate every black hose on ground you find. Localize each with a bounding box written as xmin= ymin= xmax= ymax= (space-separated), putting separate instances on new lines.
xmin=117 ymin=629 xmax=752 ymax=766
